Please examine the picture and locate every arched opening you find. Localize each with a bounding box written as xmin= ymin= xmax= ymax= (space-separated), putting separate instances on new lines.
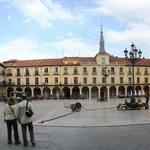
xmin=33 ymin=87 xmax=41 ymax=96
xmin=25 ymin=87 xmax=32 ymax=97
xmin=63 ymin=87 xmax=70 ymax=99
xmin=118 ymin=86 xmax=125 ymax=97
xmin=127 ymin=86 xmax=133 ymax=97
xmin=100 ymin=86 xmax=107 ymax=99
xmin=16 ymin=87 xmax=23 ymax=92
xmin=43 ymin=87 xmax=51 ymax=99
xmin=52 ymin=87 xmax=60 ymax=99
xmin=91 ymin=86 xmax=98 ymax=99
xmin=82 ymin=87 xmax=89 ymax=99
xmin=109 ymin=86 xmax=116 ymax=98
xmin=144 ymin=86 xmax=149 ymax=96
xmin=7 ymin=87 xmax=14 ymax=97
xmin=72 ymin=86 xmax=80 ymax=99
xmin=135 ymin=86 xmax=142 ymax=96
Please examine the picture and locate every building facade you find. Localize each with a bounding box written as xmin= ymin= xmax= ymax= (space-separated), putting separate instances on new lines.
xmin=1 ymin=29 xmax=150 ymax=100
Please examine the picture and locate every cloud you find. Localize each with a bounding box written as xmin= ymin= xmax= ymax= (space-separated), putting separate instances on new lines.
xmin=10 ymin=0 xmax=84 ymax=28
xmin=0 ymin=36 xmax=97 ymax=61
xmin=49 ymin=37 xmax=97 ymax=57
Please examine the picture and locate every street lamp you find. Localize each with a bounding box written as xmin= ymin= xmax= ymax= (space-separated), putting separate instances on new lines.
xmin=124 ymin=42 xmax=142 ymax=103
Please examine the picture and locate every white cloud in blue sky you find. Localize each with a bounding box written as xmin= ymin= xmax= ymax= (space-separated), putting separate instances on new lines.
xmin=0 ymin=0 xmax=150 ymax=61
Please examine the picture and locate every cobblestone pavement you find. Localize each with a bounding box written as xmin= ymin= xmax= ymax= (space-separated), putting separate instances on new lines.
xmin=34 ymin=98 xmax=150 ymax=127
xmin=0 ymin=98 xmax=150 ymax=150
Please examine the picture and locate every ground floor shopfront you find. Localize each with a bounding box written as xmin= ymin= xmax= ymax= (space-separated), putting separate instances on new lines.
xmin=5 ymin=84 xmax=150 ymax=100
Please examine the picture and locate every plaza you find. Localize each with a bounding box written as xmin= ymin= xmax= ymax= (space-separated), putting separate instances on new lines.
xmin=1 ymin=98 xmax=150 ymax=150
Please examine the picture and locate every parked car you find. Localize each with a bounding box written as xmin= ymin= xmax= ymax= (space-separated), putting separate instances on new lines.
xmin=31 ymin=95 xmax=43 ymax=100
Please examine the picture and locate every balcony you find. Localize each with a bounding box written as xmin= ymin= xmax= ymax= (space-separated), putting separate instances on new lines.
xmin=24 ymin=73 xmax=30 ymax=76
xmin=53 ymin=72 xmax=59 ymax=75
xmin=144 ymin=72 xmax=149 ymax=75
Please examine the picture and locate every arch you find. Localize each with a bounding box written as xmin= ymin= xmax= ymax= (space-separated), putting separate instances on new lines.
xmin=135 ymin=86 xmax=142 ymax=96
xmin=143 ymin=86 xmax=149 ymax=96
xmin=52 ymin=87 xmax=60 ymax=99
xmin=109 ymin=86 xmax=116 ymax=98
xmin=63 ymin=87 xmax=70 ymax=99
xmin=118 ymin=86 xmax=125 ymax=96
xmin=82 ymin=86 xmax=89 ymax=99
xmin=25 ymin=87 xmax=32 ymax=97
xmin=72 ymin=86 xmax=80 ymax=99
xmin=33 ymin=87 xmax=41 ymax=96
xmin=7 ymin=87 xmax=14 ymax=97
xmin=43 ymin=87 xmax=51 ymax=99
xmin=91 ymin=86 xmax=98 ymax=99
xmin=100 ymin=86 xmax=107 ymax=99
xmin=127 ymin=86 xmax=133 ymax=97
xmin=16 ymin=87 xmax=23 ymax=92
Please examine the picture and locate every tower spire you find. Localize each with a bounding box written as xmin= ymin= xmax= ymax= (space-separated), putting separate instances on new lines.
xmin=98 ymin=25 xmax=108 ymax=55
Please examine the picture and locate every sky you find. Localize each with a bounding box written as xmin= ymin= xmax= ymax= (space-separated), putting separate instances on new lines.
xmin=0 ymin=0 xmax=150 ymax=61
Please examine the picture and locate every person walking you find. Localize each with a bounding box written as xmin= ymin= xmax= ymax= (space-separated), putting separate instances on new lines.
xmin=17 ymin=95 xmax=35 ymax=147
xmin=145 ymin=93 xmax=149 ymax=109
xmin=4 ymin=97 xmax=21 ymax=145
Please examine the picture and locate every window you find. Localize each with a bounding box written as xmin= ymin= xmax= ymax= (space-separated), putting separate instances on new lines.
xmin=45 ymin=77 xmax=48 ymax=83
xmin=83 ymin=78 xmax=87 ymax=84
xmin=26 ymin=78 xmax=29 ymax=85
xmin=83 ymin=67 xmax=87 ymax=74
xmin=54 ymin=77 xmax=58 ymax=84
xmin=120 ymin=77 xmax=123 ymax=84
xmin=44 ymin=67 xmax=48 ymax=74
xmin=74 ymin=77 xmax=78 ymax=84
xmin=35 ymin=67 xmax=39 ymax=75
xmin=128 ymin=68 xmax=132 ymax=75
xmin=93 ymin=77 xmax=96 ymax=84
xmin=111 ymin=67 xmax=115 ymax=75
xmin=145 ymin=78 xmax=148 ymax=84
xmin=102 ymin=77 xmax=105 ymax=84
xmin=35 ymin=77 xmax=39 ymax=85
xmin=136 ymin=68 xmax=140 ymax=75
xmin=64 ymin=77 xmax=68 ymax=84
xmin=111 ymin=77 xmax=114 ymax=84
xmin=73 ymin=67 xmax=78 ymax=74
xmin=92 ymin=67 xmax=96 ymax=75
xmin=137 ymin=77 xmax=140 ymax=84
xmin=54 ymin=67 xmax=59 ymax=74
xmin=129 ymin=77 xmax=132 ymax=84
xmin=119 ymin=67 xmax=124 ymax=75
xmin=64 ymin=67 xmax=68 ymax=75
xmin=17 ymin=78 xmax=21 ymax=85
xmin=7 ymin=69 xmax=12 ymax=76
xmin=25 ymin=68 xmax=30 ymax=76
xmin=16 ymin=68 xmax=20 ymax=76
xmin=144 ymin=68 xmax=149 ymax=75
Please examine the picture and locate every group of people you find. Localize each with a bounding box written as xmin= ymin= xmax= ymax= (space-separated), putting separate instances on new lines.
xmin=3 ymin=95 xmax=35 ymax=147
xmin=117 ymin=94 xmax=149 ymax=110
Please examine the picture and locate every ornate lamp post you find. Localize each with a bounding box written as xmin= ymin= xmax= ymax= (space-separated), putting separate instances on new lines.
xmin=124 ymin=43 xmax=142 ymax=103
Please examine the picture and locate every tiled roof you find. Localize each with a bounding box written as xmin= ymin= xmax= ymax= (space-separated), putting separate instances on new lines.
xmin=3 ymin=59 xmax=63 ymax=67
xmin=110 ymin=56 xmax=150 ymax=66
xmin=3 ymin=57 xmax=150 ymax=67
xmin=3 ymin=57 xmax=96 ymax=67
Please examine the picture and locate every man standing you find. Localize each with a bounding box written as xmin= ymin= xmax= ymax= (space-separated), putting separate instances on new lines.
xmin=17 ymin=95 xmax=35 ymax=146
xmin=145 ymin=93 xmax=149 ymax=109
